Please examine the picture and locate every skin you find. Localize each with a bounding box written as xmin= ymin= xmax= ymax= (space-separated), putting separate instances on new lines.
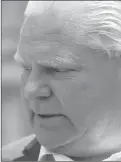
xmin=14 ymin=7 xmax=121 ymax=160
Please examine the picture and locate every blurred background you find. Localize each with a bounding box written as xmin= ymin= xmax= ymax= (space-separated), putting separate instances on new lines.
xmin=2 ymin=1 xmax=32 ymax=146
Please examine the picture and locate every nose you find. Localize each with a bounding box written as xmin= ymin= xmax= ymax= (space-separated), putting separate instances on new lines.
xmin=24 ymin=64 xmax=52 ymax=100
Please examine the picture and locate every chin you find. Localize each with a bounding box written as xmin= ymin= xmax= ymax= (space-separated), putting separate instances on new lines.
xmin=52 ymin=145 xmax=119 ymax=160
xmin=51 ymin=136 xmax=121 ymax=159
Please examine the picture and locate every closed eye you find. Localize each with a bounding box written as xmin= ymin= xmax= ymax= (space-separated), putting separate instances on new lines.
xmin=55 ymin=69 xmax=75 ymax=72
xmin=23 ymin=67 xmax=32 ymax=73
xmin=19 ymin=65 xmax=32 ymax=72
xmin=15 ymin=60 xmax=32 ymax=72
xmin=24 ymin=67 xmax=32 ymax=71
xmin=46 ymin=67 xmax=75 ymax=73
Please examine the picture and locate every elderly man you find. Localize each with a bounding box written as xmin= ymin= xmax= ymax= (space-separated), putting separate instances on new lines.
xmin=2 ymin=1 xmax=121 ymax=161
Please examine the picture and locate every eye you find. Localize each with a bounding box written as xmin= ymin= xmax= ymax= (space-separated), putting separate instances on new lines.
xmin=45 ymin=67 xmax=73 ymax=74
xmin=54 ymin=68 xmax=75 ymax=73
xmin=23 ymin=67 xmax=32 ymax=72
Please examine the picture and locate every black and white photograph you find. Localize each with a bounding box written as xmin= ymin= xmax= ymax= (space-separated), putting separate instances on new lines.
xmin=1 ymin=1 xmax=121 ymax=161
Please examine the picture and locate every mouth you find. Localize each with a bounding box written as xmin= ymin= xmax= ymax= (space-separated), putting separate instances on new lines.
xmin=31 ymin=111 xmax=67 ymax=120
xmin=31 ymin=111 xmax=75 ymax=130
xmin=31 ymin=111 xmax=70 ymax=130
xmin=37 ymin=114 xmax=65 ymax=119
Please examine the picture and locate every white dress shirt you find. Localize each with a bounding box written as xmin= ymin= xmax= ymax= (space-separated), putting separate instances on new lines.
xmin=38 ymin=146 xmax=121 ymax=161
xmin=38 ymin=145 xmax=73 ymax=161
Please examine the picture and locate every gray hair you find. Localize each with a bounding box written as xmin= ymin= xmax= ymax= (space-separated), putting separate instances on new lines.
xmin=25 ymin=1 xmax=121 ymax=58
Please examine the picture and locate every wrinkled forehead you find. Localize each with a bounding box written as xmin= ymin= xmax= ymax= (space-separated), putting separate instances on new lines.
xmin=20 ymin=1 xmax=89 ymax=42
xmin=25 ymin=1 xmax=84 ymax=17
xmin=17 ymin=2 xmax=97 ymax=53
xmin=16 ymin=2 xmax=90 ymax=61
xmin=16 ymin=1 xmax=121 ymax=61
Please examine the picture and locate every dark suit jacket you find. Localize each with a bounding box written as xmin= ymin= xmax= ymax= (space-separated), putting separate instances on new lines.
xmin=2 ymin=134 xmax=41 ymax=161
xmin=2 ymin=134 xmax=121 ymax=161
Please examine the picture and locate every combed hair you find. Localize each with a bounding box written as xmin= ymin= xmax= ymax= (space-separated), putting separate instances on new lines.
xmin=25 ymin=1 xmax=121 ymax=58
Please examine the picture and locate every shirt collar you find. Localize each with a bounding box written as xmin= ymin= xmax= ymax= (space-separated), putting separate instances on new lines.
xmin=38 ymin=145 xmax=73 ymax=161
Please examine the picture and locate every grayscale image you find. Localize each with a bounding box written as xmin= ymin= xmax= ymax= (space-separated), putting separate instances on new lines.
xmin=2 ymin=1 xmax=121 ymax=161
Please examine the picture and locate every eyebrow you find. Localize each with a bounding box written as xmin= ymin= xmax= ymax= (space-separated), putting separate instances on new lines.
xmin=14 ymin=53 xmax=82 ymax=71
xmin=37 ymin=58 xmax=80 ymax=69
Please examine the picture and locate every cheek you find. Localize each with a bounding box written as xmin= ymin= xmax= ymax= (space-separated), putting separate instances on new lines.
xmin=53 ymin=72 xmax=99 ymax=105
xmin=51 ymin=73 xmax=99 ymax=128
xmin=51 ymin=70 xmax=112 ymax=130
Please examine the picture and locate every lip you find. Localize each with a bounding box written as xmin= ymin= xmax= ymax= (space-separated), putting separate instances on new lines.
xmin=32 ymin=112 xmax=69 ymax=130
xmin=37 ymin=114 xmax=66 ymax=119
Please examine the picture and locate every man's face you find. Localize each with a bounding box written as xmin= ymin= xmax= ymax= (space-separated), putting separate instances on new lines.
xmin=15 ymin=12 xmax=121 ymax=158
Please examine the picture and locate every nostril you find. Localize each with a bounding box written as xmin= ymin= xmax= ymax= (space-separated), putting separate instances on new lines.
xmin=40 ymin=86 xmax=52 ymax=94
xmin=36 ymin=90 xmax=53 ymax=100
xmin=40 ymin=88 xmax=49 ymax=93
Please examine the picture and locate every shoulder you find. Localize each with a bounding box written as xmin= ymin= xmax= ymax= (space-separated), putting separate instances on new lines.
xmin=2 ymin=134 xmax=36 ymax=161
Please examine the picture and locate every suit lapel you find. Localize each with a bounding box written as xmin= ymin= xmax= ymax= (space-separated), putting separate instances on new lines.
xmin=22 ymin=137 xmax=41 ymax=161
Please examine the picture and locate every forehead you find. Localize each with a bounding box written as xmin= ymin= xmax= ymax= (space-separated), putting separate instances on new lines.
xmin=18 ymin=1 xmax=95 ymax=49
xmin=16 ymin=3 xmax=109 ymax=66
xmin=20 ymin=7 xmax=87 ymax=44
xmin=17 ymin=13 xmax=80 ymax=59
